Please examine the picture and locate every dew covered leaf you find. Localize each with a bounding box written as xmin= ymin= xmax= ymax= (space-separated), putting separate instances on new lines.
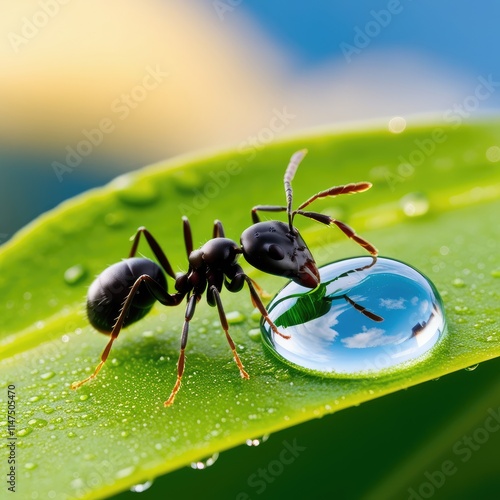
xmin=0 ymin=119 xmax=499 ymax=499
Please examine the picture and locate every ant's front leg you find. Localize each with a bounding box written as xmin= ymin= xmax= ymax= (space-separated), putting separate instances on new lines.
xmin=225 ymin=266 xmax=286 ymax=338
xmin=213 ymin=220 xmax=225 ymax=238
xmin=71 ymin=276 xmax=185 ymax=390
xmin=251 ymin=205 xmax=287 ymax=224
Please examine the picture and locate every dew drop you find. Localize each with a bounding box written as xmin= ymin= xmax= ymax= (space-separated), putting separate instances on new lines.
xmin=491 ymin=268 xmax=500 ymax=278
xmin=452 ymin=278 xmax=466 ymax=288
xmin=190 ymin=452 xmax=219 ymax=470
xmin=115 ymin=465 xmax=136 ymax=479
xmin=64 ymin=264 xmax=87 ymax=285
xmin=104 ymin=211 xmax=127 ymax=228
xmin=262 ymin=257 xmax=446 ymax=374
xmin=25 ymin=462 xmax=37 ymax=470
xmin=247 ymin=328 xmax=261 ymax=342
xmin=40 ymin=371 xmax=55 ymax=380
xmin=226 ymin=311 xmax=245 ymax=324
xmin=17 ymin=428 xmax=33 ymax=437
xmin=400 ymin=193 xmax=429 ymax=217
xmin=114 ymin=175 xmax=159 ymax=206
xmin=465 ymin=364 xmax=479 ymax=371
xmin=246 ymin=434 xmax=270 ymax=447
xmin=130 ymin=480 xmax=154 ymax=493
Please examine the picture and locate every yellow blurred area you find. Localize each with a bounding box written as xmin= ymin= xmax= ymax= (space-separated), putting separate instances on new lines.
xmin=1 ymin=0 xmax=468 ymax=170
xmin=1 ymin=0 xmax=289 ymax=161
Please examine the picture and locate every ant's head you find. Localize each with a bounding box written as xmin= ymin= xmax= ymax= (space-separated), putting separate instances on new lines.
xmin=240 ymin=221 xmax=320 ymax=288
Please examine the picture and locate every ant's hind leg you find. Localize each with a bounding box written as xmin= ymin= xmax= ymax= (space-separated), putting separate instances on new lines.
xmin=71 ymin=275 xmax=184 ymax=391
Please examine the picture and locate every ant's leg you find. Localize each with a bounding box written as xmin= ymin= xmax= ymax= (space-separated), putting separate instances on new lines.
xmin=251 ymin=205 xmax=287 ymax=224
xmin=208 ymin=285 xmax=249 ymax=379
xmin=164 ymin=293 xmax=198 ymax=406
xmin=128 ymin=227 xmax=177 ymax=280
xmin=342 ymin=295 xmax=383 ymax=322
xmin=295 ymin=210 xmax=378 ymax=256
xmin=182 ymin=216 xmax=193 ymax=257
xmin=297 ymin=182 xmax=372 ymax=211
xmin=71 ymin=275 xmax=184 ymax=390
xmin=243 ymin=276 xmax=290 ymax=339
xmin=213 ymin=219 xmax=225 ymax=238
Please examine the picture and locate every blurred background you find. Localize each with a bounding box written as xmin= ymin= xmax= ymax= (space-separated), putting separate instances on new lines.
xmin=2 ymin=2 xmax=500 ymax=499
xmin=2 ymin=0 xmax=500 ymax=242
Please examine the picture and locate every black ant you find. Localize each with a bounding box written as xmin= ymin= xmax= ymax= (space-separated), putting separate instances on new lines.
xmin=71 ymin=149 xmax=377 ymax=406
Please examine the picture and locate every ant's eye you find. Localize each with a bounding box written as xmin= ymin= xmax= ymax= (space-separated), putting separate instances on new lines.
xmin=267 ymin=244 xmax=285 ymax=260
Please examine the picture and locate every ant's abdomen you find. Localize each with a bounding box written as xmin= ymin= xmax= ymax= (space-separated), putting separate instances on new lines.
xmin=86 ymin=257 xmax=167 ymax=333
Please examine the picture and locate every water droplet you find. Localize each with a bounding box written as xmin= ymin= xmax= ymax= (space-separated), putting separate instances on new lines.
xmin=247 ymin=328 xmax=261 ymax=342
xmin=226 ymin=311 xmax=245 ymax=324
xmin=130 ymin=480 xmax=154 ymax=493
xmin=17 ymin=428 xmax=33 ymax=437
xmin=191 ymin=452 xmax=219 ymax=470
xmin=246 ymin=434 xmax=270 ymax=447
xmin=400 ymin=193 xmax=429 ymax=217
xmin=452 ymin=278 xmax=466 ymax=288
xmin=114 ymin=175 xmax=159 ymax=206
xmin=28 ymin=418 xmax=48 ymax=428
xmin=25 ymin=462 xmax=37 ymax=470
xmin=64 ymin=264 xmax=87 ymax=285
xmin=104 ymin=211 xmax=127 ymax=228
xmin=115 ymin=465 xmax=136 ymax=479
xmin=465 ymin=364 xmax=479 ymax=371
xmin=40 ymin=371 xmax=55 ymax=380
xmin=491 ymin=268 xmax=500 ymax=278
xmin=262 ymin=257 xmax=446 ymax=374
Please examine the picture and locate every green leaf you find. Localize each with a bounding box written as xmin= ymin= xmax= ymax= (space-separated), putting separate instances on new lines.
xmin=1 ymin=119 xmax=499 ymax=499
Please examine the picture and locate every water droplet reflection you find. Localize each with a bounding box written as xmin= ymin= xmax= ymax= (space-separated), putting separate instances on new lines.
xmin=262 ymin=257 xmax=446 ymax=375
xmin=130 ymin=480 xmax=154 ymax=493
xmin=191 ymin=452 xmax=219 ymax=470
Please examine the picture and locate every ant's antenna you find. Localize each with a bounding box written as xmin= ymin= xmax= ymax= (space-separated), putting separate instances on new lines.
xmin=284 ymin=149 xmax=308 ymax=231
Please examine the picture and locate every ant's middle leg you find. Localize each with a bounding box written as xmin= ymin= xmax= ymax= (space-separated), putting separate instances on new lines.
xmin=208 ymin=285 xmax=249 ymax=379
xmin=164 ymin=293 xmax=199 ymax=406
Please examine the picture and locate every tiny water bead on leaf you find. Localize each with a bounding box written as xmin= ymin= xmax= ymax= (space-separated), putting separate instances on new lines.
xmin=262 ymin=257 xmax=446 ymax=375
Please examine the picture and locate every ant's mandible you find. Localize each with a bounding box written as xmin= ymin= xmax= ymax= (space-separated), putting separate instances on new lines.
xmin=71 ymin=149 xmax=377 ymax=406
